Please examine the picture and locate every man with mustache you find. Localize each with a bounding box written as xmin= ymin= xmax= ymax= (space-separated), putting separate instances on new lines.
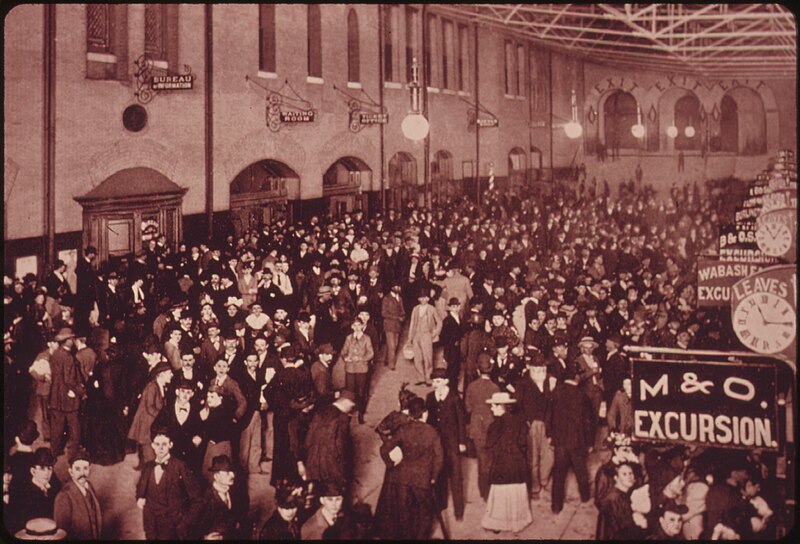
xmin=54 ymin=450 xmax=103 ymax=540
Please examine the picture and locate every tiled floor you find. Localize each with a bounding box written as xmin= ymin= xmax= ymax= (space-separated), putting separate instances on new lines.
xmin=44 ymin=336 xmax=606 ymax=540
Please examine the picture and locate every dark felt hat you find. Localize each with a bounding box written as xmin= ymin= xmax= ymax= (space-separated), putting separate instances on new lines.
xmin=149 ymin=361 xmax=173 ymax=379
xmin=431 ymin=368 xmax=449 ymax=380
xmin=657 ymin=498 xmax=689 ymax=517
xmin=275 ymin=487 xmax=303 ymax=509
xmin=316 ymin=343 xmax=335 ymax=355
xmin=175 ymin=378 xmax=196 ymax=391
xmin=447 ymin=297 xmax=461 ymax=306
xmin=53 ymin=328 xmax=75 ymax=342
xmin=68 ymin=448 xmax=91 ymax=466
xmin=318 ymin=480 xmax=344 ymax=498
xmin=31 ymin=447 xmax=56 ymax=468
xmin=477 ymin=354 xmax=493 ymax=374
xmin=210 ymin=455 xmax=235 ymax=472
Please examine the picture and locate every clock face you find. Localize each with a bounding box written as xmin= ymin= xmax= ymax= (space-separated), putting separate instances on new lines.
xmin=733 ymin=291 xmax=796 ymax=353
xmin=756 ymin=221 xmax=792 ymax=257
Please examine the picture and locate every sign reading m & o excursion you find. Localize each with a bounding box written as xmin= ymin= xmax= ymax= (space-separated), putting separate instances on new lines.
xmin=631 ymin=358 xmax=779 ymax=451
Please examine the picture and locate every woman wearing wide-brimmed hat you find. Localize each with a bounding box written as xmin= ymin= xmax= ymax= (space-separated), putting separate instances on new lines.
xmin=481 ymin=392 xmax=532 ymax=535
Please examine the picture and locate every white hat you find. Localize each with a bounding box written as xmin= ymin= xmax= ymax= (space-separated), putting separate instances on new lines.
xmin=485 ymin=392 xmax=517 ymax=405
xmin=15 ymin=518 xmax=67 ymax=540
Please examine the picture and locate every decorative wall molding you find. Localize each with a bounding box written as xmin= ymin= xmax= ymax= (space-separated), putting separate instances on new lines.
xmin=87 ymin=139 xmax=178 ymax=187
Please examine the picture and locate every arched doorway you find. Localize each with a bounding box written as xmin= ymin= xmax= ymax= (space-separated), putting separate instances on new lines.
xmin=530 ymin=146 xmax=543 ymax=182
xmin=508 ymin=147 xmax=527 ymax=194
xmin=74 ymin=167 xmax=186 ymax=267
xmin=432 ymin=150 xmax=453 ymax=201
xmin=388 ymin=152 xmax=418 ymax=211
xmin=230 ymin=160 xmax=294 ymax=237
xmin=323 ymin=156 xmax=371 ymax=219
xmin=722 ymin=87 xmax=767 ymax=155
xmin=674 ymin=94 xmax=702 ymax=151
xmin=603 ymin=90 xmax=639 ymax=154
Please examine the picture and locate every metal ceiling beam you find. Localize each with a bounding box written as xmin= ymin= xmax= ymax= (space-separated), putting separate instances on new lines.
xmin=653 ymin=3 xmax=719 ymax=38
xmin=540 ymin=3 xmax=572 ymax=37
xmin=503 ymin=4 xmax=523 ymax=24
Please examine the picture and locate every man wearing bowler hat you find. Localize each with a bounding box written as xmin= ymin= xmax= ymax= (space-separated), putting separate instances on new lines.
xmin=302 ymin=390 xmax=356 ymax=489
xmin=259 ymin=486 xmax=302 ymax=540
xmin=426 ymin=368 xmax=467 ymax=522
xmin=464 ymin=354 xmax=500 ymax=501
xmin=439 ymin=297 xmax=465 ymax=387
xmin=48 ymin=328 xmax=85 ymax=459
xmin=311 ymin=343 xmax=336 ymax=405
xmin=152 ymin=378 xmax=204 ymax=472
xmin=192 ymin=455 xmax=249 ymax=540
xmin=380 ymin=282 xmax=405 ymax=371
xmin=301 ymin=480 xmax=345 ymax=540
xmin=7 ymin=447 xmax=61 ymax=534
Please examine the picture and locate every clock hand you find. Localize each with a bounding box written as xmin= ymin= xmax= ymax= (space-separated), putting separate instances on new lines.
xmin=763 ymin=320 xmax=795 ymax=327
xmin=755 ymin=306 xmax=768 ymax=325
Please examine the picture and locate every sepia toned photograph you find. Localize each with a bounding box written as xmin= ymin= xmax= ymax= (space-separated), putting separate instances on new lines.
xmin=3 ymin=3 xmax=796 ymax=540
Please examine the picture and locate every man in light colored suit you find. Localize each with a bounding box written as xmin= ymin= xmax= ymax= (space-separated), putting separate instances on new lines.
xmin=54 ymin=450 xmax=103 ymax=540
xmin=434 ymin=264 xmax=473 ymax=319
xmin=380 ymin=283 xmax=405 ymax=370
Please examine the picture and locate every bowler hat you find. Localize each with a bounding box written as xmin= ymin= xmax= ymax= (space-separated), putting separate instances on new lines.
xmin=657 ymin=498 xmax=689 ymax=517
xmin=431 ymin=368 xmax=449 ymax=380
xmin=316 ymin=343 xmax=335 ymax=356
xmin=179 ymin=309 xmax=193 ymax=320
xmin=318 ymin=480 xmax=344 ymax=498
xmin=447 ymin=297 xmax=461 ymax=306
xmin=485 ymin=392 xmax=517 ymax=405
xmin=275 ymin=487 xmax=303 ymax=509
xmin=210 ymin=455 xmax=235 ymax=473
xmin=68 ymin=448 xmax=91 ymax=466
xmin=31 ymin=447 xmax=56 ymax=468
xmin=175 ymin=378 xmax=196 ymax=392
xmin=607 ymin=333 xmax=623 ymax=345
xmin=53 ymin=328 xmax=75 ymax=343
xmin=149 ymin=361 xmax=173 ymax=379
xmin=207 ymin=384 xmax=225 ymax=396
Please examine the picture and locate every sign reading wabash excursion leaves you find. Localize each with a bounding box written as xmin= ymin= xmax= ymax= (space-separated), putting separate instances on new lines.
xmin=697 ymin=258 xmax=764 ymax=307
xmin=631 ymin=358 xmax=779 ymax=451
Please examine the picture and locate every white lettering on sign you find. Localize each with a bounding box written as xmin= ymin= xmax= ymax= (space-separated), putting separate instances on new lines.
xmin=639 ymin=374 xmax=668 ymax=401
xmin=634 ymin=410 xmax=772 ymax=447
xmin=724 ymin=377 xmax=756 ymax=401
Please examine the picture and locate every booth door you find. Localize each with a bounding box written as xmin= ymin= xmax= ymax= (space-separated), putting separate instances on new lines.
xmin=328 ymin=195 xmax=356 ymax=219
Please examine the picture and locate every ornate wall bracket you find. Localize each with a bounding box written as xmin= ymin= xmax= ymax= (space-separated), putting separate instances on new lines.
xmin=333 ymin=85 xmax=388 ymax=133
xmin=132 ymin=54 xmax=194 ymax=105
xmin=459 ymin=96 xmax=498 ymax=132
xmin=245 ymin=76 xmax=316 ymax=133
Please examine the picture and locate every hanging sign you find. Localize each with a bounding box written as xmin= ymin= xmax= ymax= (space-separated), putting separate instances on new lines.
xmin=631 ymin=357 xmax=779 ymax=450
xmin=358 ymin=113 xmax=388 ymax=125
xmin=697 ymin=258 xmax=764 ymax=307
xmin=141 ymin=218 xmax=160 ymax=243
xmin=477 ymin=118 xmax=499 ymax=128
xmin=151 ymin=74 xmax=194 ymax=90
xmin=280 ymin=110 xmax=315 ymax=123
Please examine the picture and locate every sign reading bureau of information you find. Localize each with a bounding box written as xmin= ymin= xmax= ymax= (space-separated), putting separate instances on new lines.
xmin=151 ymin=75 xmax=194 ymax=90
xmin=358 ymin=113 xmax=388 ymax=125
xmin=280 ymin=110 xmax=315 ymax=123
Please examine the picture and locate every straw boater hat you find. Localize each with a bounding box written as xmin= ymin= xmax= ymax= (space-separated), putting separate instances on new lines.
xmin=578 ymin=336 xmax=599 ymax=349
xmin=486 ymin=392 xmax=517 ymax=405
xmin=15 ymin=519 xmax=67 ymax=540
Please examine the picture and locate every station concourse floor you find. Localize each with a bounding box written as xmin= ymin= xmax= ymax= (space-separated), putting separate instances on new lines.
xmin=45 ymin=332 xmax=606 ymax=540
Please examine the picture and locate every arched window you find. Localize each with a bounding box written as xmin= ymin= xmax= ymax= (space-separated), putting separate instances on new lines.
xmin=307 ymin=5 xmax=322 ymax=78
xmin=603 ymin=91 xmax=639 ymax=150
xmin=719 ymin=95 xmax=738 ymax=153
xmin=674 ymin=94 xmax=701 ymax=151
xmin=347 ymin=9 xmax=360 ymax=83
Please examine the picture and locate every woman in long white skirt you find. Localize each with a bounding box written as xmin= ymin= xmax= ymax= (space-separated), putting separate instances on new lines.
xmin=481 ymin=392 xmax=533 ymax=534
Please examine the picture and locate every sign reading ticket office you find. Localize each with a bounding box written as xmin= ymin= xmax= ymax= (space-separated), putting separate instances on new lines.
xmin=631 ymin=358 xmax=779 ymax=451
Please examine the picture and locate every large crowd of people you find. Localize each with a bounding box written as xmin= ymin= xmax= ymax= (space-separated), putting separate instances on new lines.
xmin=3 ymin=174 xmax=788 ymax=540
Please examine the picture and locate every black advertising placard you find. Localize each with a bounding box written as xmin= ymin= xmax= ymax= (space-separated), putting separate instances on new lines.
xmin=631 ymin=358 xmax=779 ymax=451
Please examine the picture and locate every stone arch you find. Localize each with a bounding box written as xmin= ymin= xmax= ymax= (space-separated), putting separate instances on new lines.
xmin=599 ymin=90 xmax=641 ymax=149
xmin=220 ymin=128 xmax=306 ymax=200
xmin=316 ymin=130 xmax=379 ymax=188
xmin=88 ymin=139 xmax=179 ymax=188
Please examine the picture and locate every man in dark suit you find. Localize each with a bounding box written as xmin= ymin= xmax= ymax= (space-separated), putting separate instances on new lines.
xmin=425 ymin=368 xmax=467 ymax=521
xmin=97 ymin=271 xmax=124 ymax=327
xmin=48 ymin=328 xmax=86 ymax=458
xmin=192 ymin=455 xmax=250 ymax=539
xmin=302 ymin=391 xmax=356 ymax=489
xmin=603 ymin=334 xmax=628 ymax=407
xmin=376 ymin=396 xmax=444 ymax=540
xmin=7 ymin=447 xmax=61 ymax=535
xmin=54 ymin=450 xmax=103 ymax=540
xmin=75 ymin=246 xmax=99 ymax=335
xmin=548 ymin=364 xmax=592 ymax=514
xmin=464 ymin=356 xmax=500 ymax=501
xmin=380 ymin=283 xmax=405 ymax=370
xmin=45 ymin=259 xmax=72 ymax=306
xmin=153 ymin=380 xmax=205 ymax=473
xmin=135 ymin=427 xmax=201 ymax=539
xmin=310 ymin=343 xmax=336 ymax=405
xmin=231 ymin=352 xmax=265 ymax=473
xmin=439 ymin=297 xmax=465 ymax=387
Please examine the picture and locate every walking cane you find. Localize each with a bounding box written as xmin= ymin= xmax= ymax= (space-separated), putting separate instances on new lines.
xmin=430 ymin=488 xmax=451 ymax=541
